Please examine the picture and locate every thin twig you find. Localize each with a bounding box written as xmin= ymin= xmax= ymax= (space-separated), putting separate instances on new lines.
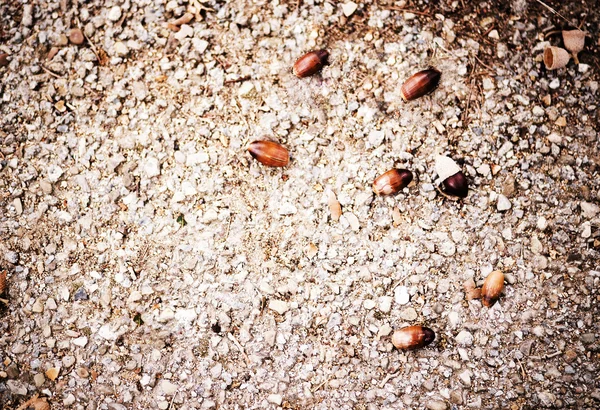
xmin=41 ymin=65 xmax=63 ymax=78
xmin=544 ymin=350 xmax=562 ymax=359
xmin=463 ymin=58 xmax=477 ymax=126
xmin=311 ymin=379 xmax=328 ymax=392
xmin=168 ymin=392 xmax=178 ymax=410
xmin=0 ymin=298 xmax=8 ymax=304
xmin=472 ymin=54 xmax=494 ymax=71
xmin=385 ymin=6 xmax=433 ymax=17
xmin=224 ymin=75 xmax=251 ymax=85
xmin=534 ymin=0 xmax=570 ymax=24
xmin=227 ymin=332 xmax=251 ymax=365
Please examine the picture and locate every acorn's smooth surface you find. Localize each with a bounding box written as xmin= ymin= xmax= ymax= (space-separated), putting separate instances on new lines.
xmin=0 ymin=53 xmax=8 ymax=67
xmin=481 ymin=270 xmax=504 ymax=307
xmin=293 ymin=50 xmax=329 ymax=78
xmin=0 ymin=270 xmax=6 ymax=295
xmin=247 ymin=140 xmax=289 ymax=167
xmin=373 ymin=169 xmax=413 ymax=196
xmin=442 ymin=171 xmax=468 ymax=198
xmin=392 ymin=326 xmax=435 ymax=350
xmin=400 ymin=68 xmax=441 ymax=101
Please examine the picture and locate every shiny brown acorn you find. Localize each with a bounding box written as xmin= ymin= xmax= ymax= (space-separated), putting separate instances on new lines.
xmin=0 ymin=53 xmax=9 ymax=67
xmin=392 ymin=325 xmax=435 ymax=350
xmin=481 ymin=270 xmax=504 ymax=307
xmin=435 ymin=156 xmax=468 ymax=198
xmin=247 ymin=140 xmax=289 ymax=167
xmin=293 ymin=50 xmax=329 ymax=78
xmin=400 ymin=68 xmax=441 ymax=101
xmin=0 ymin=270 xmax=6 ymax=295
xmin=373 ymin=169 xmax=413 ymax=196
xmin=442 ymin=171 xmax=468 ymax=198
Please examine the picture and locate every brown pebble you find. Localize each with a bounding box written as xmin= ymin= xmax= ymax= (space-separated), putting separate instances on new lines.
xmin=69 ymin=28 xmax=85 ymax=45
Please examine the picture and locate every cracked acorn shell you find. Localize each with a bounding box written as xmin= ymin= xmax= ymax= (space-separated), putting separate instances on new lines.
xmin=543 ymin=46 xmax=570 ymax=70
xmin=247 ymin=140 xmax=289 ymax=167
xmin=293 ymin=50 xmax=329 ymax=78
xmin=392 ymin=325 xmax=435 ymax=350
xmin=481 ymin=270 xmax=504 ymax=307
xmin=400 ymin=68 xmax=441 ymax=101
xmin=373 ymin=169 xmax=413 ymax=196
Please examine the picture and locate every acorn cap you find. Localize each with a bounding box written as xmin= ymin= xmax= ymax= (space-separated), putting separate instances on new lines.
xmin=562 ymin=29 xmax=585 ymax=54
xmin=435 ymin=155 xmax=462 ymax=182
xmin=543 ymin=46 xmax=570 ymax=70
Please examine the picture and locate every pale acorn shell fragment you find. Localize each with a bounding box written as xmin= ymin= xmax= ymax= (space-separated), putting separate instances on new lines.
xmin=435 ymin=155 xmax=462 ymax=182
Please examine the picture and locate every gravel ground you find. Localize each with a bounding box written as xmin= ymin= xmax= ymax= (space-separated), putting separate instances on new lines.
xmin=1 ymin=0 xmax=599 ymax=409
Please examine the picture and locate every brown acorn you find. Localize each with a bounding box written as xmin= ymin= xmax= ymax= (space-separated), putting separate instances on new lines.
xmin=392 ymin=325 xmax=435 ymax=350
xmin=481 ymin=270 xmax=504 ymax=307
xmin=0 ymin=270 xmax=6 ymax=295
xmin=400 ymin=68 xmax=441 ymax=101
xmin=293 ymin=50 xmax=329 ymax=78
xmin=0 ymin=53 xmax=9 ymax=67
xmin=442 ymin=171 xmax=468 ymax=198
xmin=435 ymin=156 xmax=468 ymax=198
xmin=373 ymin=169 xmax=413 ymax=196
xmin=247 ymin=140 xmax=289 ymax=167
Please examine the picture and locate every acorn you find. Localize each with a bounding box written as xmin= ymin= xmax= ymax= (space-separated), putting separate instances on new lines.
xmin=543 ymin=46 xmax=570 ymax=70
xmin=293 ymin=50 xmax=329 ymax=78
xmin=562 ymin=29 xmax=585 ymax=65
xmin=0 ymin=53 xmax=9 ymax=67
xmin=0 ymin=270 xmax=6 ymax=295
xmin=481 ymin=270 xmax=504 ymax=307
xmin=435 ymin=155 xmax=468 ymax=198
xmin=400 ymin=68 xmax=441 ymax=101
xmin=392 ymin=325 xmax=436 ymax=350
xmin=247 ymin=140 xmax=289 ymax=167
xmin=373 ymin=169 xmax=413 ymax=196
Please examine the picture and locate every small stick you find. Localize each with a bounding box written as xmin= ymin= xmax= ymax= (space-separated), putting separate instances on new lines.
xmin=168 ymin=392 xmax=178 ymax=410
xmin=224 ymin=75 xmax=251 ymax=85
xmin=227 ymin=333 xmax=251 ymax=365
xmin=311 ymin=379 xmax=328 ymax=392
xmin=0 ymin=298 xmax=8 ymax=304
xmin=473 ymin=54 xmax=494 ymax=71
xmin=385 ymin=6 xmax=433 ymax=17
xmin=41 ymin=65 xmax=63 ymax=78
xmin=534 ymin=0 xmax=570 ymax=24
xmin=544 ymin=350 xmax=562 ymax=359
